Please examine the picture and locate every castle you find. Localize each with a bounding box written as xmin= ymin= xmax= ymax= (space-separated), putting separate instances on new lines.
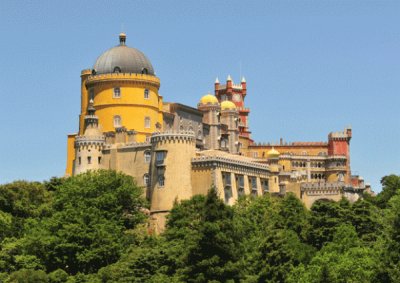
xmin=65 ymin=33 xmax=370 ymax=231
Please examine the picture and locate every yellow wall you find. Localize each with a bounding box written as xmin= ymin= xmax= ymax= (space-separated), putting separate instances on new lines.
xmin=83 ymin=73 xmax=162 ymax=143
xmin=65 ymin=134 xmax=76 ymax=176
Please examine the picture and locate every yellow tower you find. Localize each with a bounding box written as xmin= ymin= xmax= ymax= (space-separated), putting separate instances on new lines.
xmin=66 ymin=33 xmax=163 ymax=176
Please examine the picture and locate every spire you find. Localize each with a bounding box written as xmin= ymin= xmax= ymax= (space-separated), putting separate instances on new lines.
xmin=241 ymin=76 xmax=246 ymax=83
xmin=227 ymin=74 xmax=232 ymax=81
xmin=215 ymin=77 xmax=219 ymax=84
xmin=119 ymin=32 xmax=126 ymax=46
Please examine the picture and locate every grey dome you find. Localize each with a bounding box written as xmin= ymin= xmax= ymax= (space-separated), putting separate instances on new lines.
xmin=93 ymin=34 xmax=155 ymax=75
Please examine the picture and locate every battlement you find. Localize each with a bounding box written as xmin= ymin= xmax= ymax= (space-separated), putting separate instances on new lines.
xmin=329 ymin=127 xmax=352 ymax=140
xmin=75 ymin=135 xmax=105 ymax=147
xmin=301 ymin=181 xmax=345 ymax=192
xmin=151 ymin=131 xmax=196 ymax=144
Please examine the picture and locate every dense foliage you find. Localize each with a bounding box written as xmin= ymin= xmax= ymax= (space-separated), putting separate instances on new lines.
xmin=0 ymin=171 xmax=399 ymax=282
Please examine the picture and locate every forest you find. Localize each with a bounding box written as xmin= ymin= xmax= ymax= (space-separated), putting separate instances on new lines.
xmin=0 ymin=170 xmax=400 ymax=283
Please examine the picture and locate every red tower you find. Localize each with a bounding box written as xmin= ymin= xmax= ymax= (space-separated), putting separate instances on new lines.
xmin=214 ymin=75 xmax=251 ymax=138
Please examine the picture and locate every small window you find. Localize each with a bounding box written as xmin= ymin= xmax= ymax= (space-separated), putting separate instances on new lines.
xmin=113 ymin=87 xmax=121 ymax=98
xmin=142 ymin=68 xmax=148 ymax=75
xmin=144 ymin=117 xmax=151 ymax=128
xmin=158 ymin=175 xmax=165 ymax=187
xmin=78 ymin=157 xmax=81 ymax=165
xmin=145 ymin=136 xmax=151 ymax=143
xmin=144 ymin=89 xmax=150 ymax=99
xmin=144 ymin=151 xmax=151 ymax=163
xmin=114 ymin=115 xmax=122 ymax=127
xmin=143 ymin=174 xmax=149 ymax=186
xmin=113 ymin=66 xmax=121 ymax=73
xmin=156 ymin=151 xmax=166 ymax=165
xmin=98 ymin=157 xmax=101 ymax=164
xmin=87 ymin=156 xmax=91 ymax=164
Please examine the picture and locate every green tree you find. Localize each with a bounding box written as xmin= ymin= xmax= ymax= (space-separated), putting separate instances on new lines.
xmin=19 ymin=170 xmax=148 ymax=275
xmin=182 ymin=188 xmax=241 ymax=283
xmin=375 ymin=175 xmax=400 ymax=209
xmin=307 ymin=200 xmax=347 ymax=249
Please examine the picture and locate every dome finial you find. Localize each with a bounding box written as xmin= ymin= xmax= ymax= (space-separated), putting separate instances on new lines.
xmin=119 ymin=32 xmax=126 ymax=45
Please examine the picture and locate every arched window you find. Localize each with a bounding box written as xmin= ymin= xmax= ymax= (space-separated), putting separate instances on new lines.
xmin=113 ymin=87 xmax=121 ymax=98
xmin=143 ymin=174 xmax=149 ymax=186
xmin=113 ymin=66 xmax=121 ymax=73
xmin=144 ymin=151 xmax=151 ymax=163
xmin=113 ymin=115 xmax=121 ymax=127
xmin=142 ymin=68 xmax=148 ymax=74
xmin=144 ymin=89 xmax=150 ymax=99
xmin=144 ymin=117 xmax=151 ymax=128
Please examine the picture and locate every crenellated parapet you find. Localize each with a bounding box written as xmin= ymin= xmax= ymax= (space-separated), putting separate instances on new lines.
xmin=75 ymin=135 xmax=105 ymax=147
xmin=301 ymin=181 xmax=344 ymax=196
xmin=151 ymin=131 xmax=196 ymax=144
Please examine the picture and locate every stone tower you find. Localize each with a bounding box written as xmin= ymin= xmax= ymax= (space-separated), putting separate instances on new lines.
xmin=197 ymin=94 xmax=220 ymax=150
xmin=73 ymin=99 xmax=105 ymax=175
xmin=215 ymin=76 xmax=250 ymax=138
xmin=220 ymin=101 xmax=240 ymax=154
xmin=149 ymin=132 xmax=196 ymax=232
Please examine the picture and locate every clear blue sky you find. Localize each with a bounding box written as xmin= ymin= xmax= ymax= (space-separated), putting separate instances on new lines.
xmin=0 ymin=0 xmax=399 ymax=192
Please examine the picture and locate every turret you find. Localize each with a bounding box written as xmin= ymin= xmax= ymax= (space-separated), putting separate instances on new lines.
xmin=73 ymin=100 xmax=105 ymax=175
xmin=327 ymin=127 xmax=352 ymax=183
xmin=149 ymin=132 xmax=196 ymax=233
xmin=198 ymin=94 xmax=220 ymax=150
xmin=220 ymin=101 xmax=239 ymax=154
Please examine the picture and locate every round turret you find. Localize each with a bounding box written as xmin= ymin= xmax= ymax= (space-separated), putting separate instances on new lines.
xmin=199 ymin=94 xmax=219 ymax=105
xmin=221 ymin=100 xmax=236 ymax=111
xmin=267 ymin=147 xmax=280 ymax=159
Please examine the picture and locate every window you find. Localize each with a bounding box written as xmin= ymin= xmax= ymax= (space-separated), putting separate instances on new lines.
xmin=144 ymin=151 xmax=151 ymax=163
xmin=143 ymin=174 xmax=149 ymax=186
xmin=249 ymin=176 xmax=257 ymax=196
xmin=222 ymin=172 xmax=231 ymax=186
xmin=113 ymin=115 xmax=121 ymax=127
xmin=156 ymin=151 xmax=166 ymax=165
xmin=113 ymin=66 xmax=121 ymax=73
xmin=158 ymin=175 xmax=165 ymax=187
xmin=78 ymin=157 xmax=81 ymax=165
xmin=236 ymin=174 xmax=245 ymax=196
xmin=98 ymin=157 xmax=101 ymax=164
xmin=144 ymin=89 xmax=150 ymax=99
xmin=261 ymin=179 xmax=269 ymax=194
xmin=142 ymin=68 xmax=148 ymax=74
xmin=113 ymin=87 xmax=121 ymax=98
xmin=87 ymin=156 xmax=91 ymax=164
xmin=145 ymin=117 xmax=151 ymax=128
xmin=145 ymin=136 xmax=151 ymax=143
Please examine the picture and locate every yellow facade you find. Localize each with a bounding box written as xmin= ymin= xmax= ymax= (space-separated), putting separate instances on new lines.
xmin=84 ymin=73 xmax=162 ymax=141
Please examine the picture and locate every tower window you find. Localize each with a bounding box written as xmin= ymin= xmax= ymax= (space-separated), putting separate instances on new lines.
xmin=144 ymin=151 xmax=151 ymax=163
xmin=98 ymin=156 xmax=101 ymax=164
xmin=144 ymin=89 xmax=150 ymax=99
xmin=87 ymin=156 xmax=91 ymax=164
xmin=113 ymin=66 xmax=121 ymax=73
xmin=144 ymin=117 xmax=151 ymax=128
xmin=78 ymin=157 xmax=81 ymax=165
xmin=158 ymin=175 xmax=165 ymax=187
xmin=143 ymin=174 xmax=149 ymax=186
xmin=113 ymin=87 xmax=121 ymax=98
xmin=114 ymin=115 xmax=122 ymax=127
xmin=142 ymin=68 xmax=148 ymax=74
